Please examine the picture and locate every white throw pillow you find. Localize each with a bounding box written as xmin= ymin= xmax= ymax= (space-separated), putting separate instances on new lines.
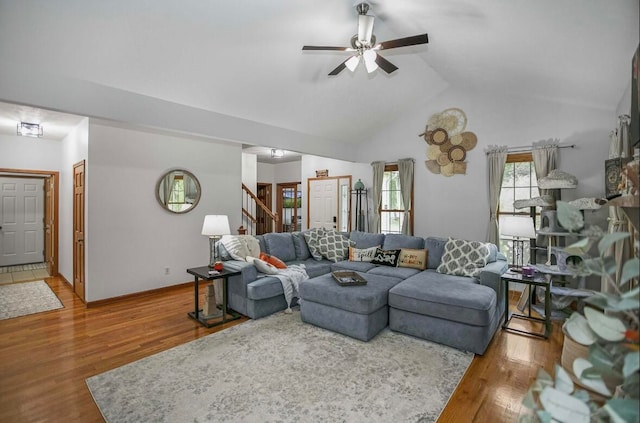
xmin=247 ymin=256 xmax=279 ymax=275
xmin=220 ymin=235 xmax=261 ymax=261
xmin=348 ymin=245 xmax=379 ymax=262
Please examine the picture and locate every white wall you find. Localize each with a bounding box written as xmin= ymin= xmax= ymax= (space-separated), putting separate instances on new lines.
xmin=0 ymin=134 xmax=62 ymax=170
xmin=86 ymin=122 xmax=242 ymax=301
xmin=257 ymin=162 xmax=275 ymax=184
xmin=59 ymin=119 xmax=89 ymax=284
xmin=356 ymin=87 xmax=613 ymax=241
xmin=241 ymin=152 xmax=257 ymax=193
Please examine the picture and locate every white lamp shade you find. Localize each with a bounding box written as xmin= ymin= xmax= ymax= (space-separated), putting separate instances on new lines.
xmin=363 ymin=49 xmax=378 ymax=73
xmin=500 ymin=216 xmax=536 ymax=239
xmin=345 ymin=55 xmax=360 ymax=72
xmin=201 ymin=215 xmax=231 ymax=236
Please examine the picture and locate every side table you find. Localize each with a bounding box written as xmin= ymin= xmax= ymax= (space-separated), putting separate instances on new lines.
xmin=186 ymin=266 xmax=242 ymax=328
xmin=502 ymin=271 xmax=552 ymax=338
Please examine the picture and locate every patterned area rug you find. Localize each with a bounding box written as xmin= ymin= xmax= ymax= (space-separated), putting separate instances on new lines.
xmin=0 ymin=280 xmax=63 ymax=320
xmin=87 ymin=310 xmax=473 ymax=422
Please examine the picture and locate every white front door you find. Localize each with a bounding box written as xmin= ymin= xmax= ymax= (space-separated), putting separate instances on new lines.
xmin=0 ymin=177 xmax=45 ymax=266
xmin=308 ymin=178 xmax=338 ymax=230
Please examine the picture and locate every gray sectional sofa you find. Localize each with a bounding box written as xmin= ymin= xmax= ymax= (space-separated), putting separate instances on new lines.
xmin=221 ymin=231 xmax=508 ymax=355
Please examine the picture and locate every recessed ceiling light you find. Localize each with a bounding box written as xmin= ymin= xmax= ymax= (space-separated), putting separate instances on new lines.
xmin=271 ymin=148 xmax=285 ymax=159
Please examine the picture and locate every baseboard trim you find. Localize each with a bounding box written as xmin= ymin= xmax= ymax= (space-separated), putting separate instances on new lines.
xmin=86 ymin=282 xmax=192 ymax=308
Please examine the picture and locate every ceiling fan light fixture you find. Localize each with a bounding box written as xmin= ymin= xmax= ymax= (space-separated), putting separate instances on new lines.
xmin=357 ymin=14 xmax=374 ymax=45
xmin=345 ymin=55 xmax=360 ymax=72
xmin=363 ymin=49 xmax=378 ymax=73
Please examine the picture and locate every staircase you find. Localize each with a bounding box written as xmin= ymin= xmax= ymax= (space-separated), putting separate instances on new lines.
xmin=241 ymin=183 xmax=279 ymax=235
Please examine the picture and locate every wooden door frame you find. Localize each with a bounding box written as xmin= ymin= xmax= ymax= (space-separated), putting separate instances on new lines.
xmin=256 ymin=183 xmax=273 ymax=234
xmin=276 ymin=182 xmax=301 ymax=233
xmin=73 ymin=160 xmax=86 ymax=302
xmin=0 ymin=168 xmax=59 ymax=276
xmin=306 ymin=175 xmax=352 ymax=231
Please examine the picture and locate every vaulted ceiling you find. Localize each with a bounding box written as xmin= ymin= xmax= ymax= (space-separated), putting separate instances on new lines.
xmin=0 ymin=0 xmax=637 ymax=146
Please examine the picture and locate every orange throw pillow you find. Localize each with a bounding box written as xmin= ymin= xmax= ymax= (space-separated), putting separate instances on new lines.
xmin=259 ymin=252 xmax=287 ymax=269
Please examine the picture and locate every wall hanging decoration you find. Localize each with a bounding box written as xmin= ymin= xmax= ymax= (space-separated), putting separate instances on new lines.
xmin=418 ymin=107 xmax=477 ymax=176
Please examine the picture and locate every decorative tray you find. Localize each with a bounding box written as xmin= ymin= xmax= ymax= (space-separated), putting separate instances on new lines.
xmin=331 ymin=271 xmax=367 ymax=286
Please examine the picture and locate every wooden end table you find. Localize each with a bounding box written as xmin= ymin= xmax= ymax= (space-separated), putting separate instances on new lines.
xmin=186 ymin=266 xmax=242 ymax=328
xmin=501 ymin=271 xmax=552 ymax=338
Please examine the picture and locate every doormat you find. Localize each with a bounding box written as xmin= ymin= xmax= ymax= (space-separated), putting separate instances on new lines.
xmin=0 ymin=280 xmax=63 ymax=320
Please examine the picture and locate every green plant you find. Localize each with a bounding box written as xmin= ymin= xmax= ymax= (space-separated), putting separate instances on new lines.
xmin=520 ymin=201 xmax=639 ymax=423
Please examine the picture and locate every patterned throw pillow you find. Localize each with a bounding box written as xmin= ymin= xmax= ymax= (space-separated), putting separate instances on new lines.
xmin=370 ymin=248 xmax=401 ymax=267
xmin=398 ymin=248 xmax=428 ymax=270
xmin=348 ymin=245 xmax=379 ymax=262
xmin=317 ymin=230 xmax=351 ymax=262
xmin=303 ymin=228 xmax=326 ymax=261
xmin=436 ymin=238 xmax=490 ymax=277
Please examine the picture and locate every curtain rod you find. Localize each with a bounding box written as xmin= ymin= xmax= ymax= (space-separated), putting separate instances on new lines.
xmin=486 ymin=144 xmax=576 ymax=154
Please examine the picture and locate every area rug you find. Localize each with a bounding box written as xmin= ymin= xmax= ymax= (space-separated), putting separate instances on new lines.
xmin=0 ymin=280 xmax=63 ymax=320
xmin=86 ymin=310 xmax=473 ymax=422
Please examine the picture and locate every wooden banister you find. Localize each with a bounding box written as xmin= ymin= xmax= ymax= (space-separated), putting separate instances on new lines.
xmin=242 ymin=183 xmax=279 ymax=223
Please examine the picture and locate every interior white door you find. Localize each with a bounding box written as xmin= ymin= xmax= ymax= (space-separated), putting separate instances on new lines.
xmin=0 ymin=177 xmax=45 ymax=266
xmin=308 ymin=178 xmax=338 ymax=230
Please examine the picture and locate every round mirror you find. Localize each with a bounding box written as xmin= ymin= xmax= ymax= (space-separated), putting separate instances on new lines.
xmin=156 ymin=169 xmax=201 ymax=214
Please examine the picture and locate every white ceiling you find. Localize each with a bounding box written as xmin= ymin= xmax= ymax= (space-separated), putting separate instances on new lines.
xmin=0 ymin=102 xmax=85 ymax=141
xmin=0 ymin=0 xmax=637 ymax=145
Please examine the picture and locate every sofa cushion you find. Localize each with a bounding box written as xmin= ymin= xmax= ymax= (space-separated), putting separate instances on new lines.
xmin=303 ymin=228 xmax=326 ymax=260
xmin=348 ymin=245 xmax=378 ymax=262
xmin=368 ymin=265 xmax=421 ymax=280
xmin=424 ymin=237 xmax=448 ymax=269
xmin=389 ymin=270 xmax=496 ymax=326
xmin=371 ymin=248 xmax=401 ymax=267
xmin=436 ymin=238 xmax=490 ymax=278
xmin=246 ymin=275 xmax=284 ymax=300
xmin=300 ymin=272 xmax=403 ymax=315
xmin=349 ymin=231 xmax=385 ymax=248
xmin=397 ymin=248 xmax=428 ymax=270
xmin=382 ymin=234 xmax=425 ymax=250
xmin=330 ymin=261 xmax=377 ymax=273
xmin=263 ymin=233 xmax=297 ymax=262
xmin=317 ymin=230 xmax=351 ymax=262
xmin=292 ymin=232 xmax=311 ymax=260
xmin=287 ymin=259 xmax=333 ymax=278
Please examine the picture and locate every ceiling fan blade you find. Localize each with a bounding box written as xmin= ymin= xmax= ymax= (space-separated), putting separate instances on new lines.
xmin=374 ymin=54 xmax=398 ymax=74
xmin=378 ymin=33 xmax=428 ymax=50
xmin=302 ymin=46 xmax=351 ymax=51
xmin=328 ymin=59 xmax=349 ymax=76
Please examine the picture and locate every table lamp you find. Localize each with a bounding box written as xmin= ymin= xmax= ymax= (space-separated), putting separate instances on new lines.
xmin=501 ymin=216 xmax=536 ymax=271
xmin=201 ymin=215 xmax=231 ymax=271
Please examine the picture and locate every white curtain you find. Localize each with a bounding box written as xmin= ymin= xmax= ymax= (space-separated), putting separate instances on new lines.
xmin=603 ymin=115 xmax=632 ymax=293
xmin=485 ymin=146 xmax=508 ymax=244
xmin=532 ymin=139 xmax=559 ymax=198
xmin=398 ymin=158 xmax=414 ymax=235
xmin=163 ymin=173 xmax=176 ymax=206
xmin=371 ymin=161 xmax=385 ymax=233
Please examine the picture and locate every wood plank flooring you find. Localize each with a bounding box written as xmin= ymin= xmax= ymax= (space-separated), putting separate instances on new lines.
xmin=0 ymin=277 xmax=563 ymax=422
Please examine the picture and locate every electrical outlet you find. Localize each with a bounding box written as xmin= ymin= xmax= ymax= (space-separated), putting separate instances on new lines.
xmin=164 ymin=267 xmax=170 ymax=275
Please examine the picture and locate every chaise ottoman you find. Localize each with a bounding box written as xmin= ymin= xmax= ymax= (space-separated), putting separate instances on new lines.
xmin=299 ymin=272 xmax=403 ymax=341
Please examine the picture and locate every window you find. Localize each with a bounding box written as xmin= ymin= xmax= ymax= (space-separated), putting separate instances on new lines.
xmin=498 ymin=153 xmax=539 ymax=264
xmin=380 ymin=164 xmax=413 ymax=234
xmin=167 ymin=175 xmax=186 ymax=212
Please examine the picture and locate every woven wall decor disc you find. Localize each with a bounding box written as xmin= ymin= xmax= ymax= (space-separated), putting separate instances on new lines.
xmin=441 ymin=163 xmax=454 ymax=177
xmin=460 ymin=132 xmax=478 ymax=150
xmin=425 ymin=160 xmax=441 ymax=174
xmin=436 ymin=153 xmax=451 ymax=166
xmin=439 ymin=140 xmax=454 ymax=153
xmin=427 ymin=145 xmax=441 ymax=160
xmin=448 ymin=145 xmax=467 ymax=162
xmin=423 ymin=131 xmax=433 ymax=144
xmin=453 ymin=162 xmax=467 ymax=174
xmin=429 ymin=128 xmax=448 ymax=145
xmin=440 ymin=108 xmax=467 ymax=135
xmin=450 ymin=134 xmax=463 ymax=145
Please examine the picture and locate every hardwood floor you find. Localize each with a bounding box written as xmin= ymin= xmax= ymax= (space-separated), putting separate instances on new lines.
xmin=0 ymin=277 xmax=563 ymax=422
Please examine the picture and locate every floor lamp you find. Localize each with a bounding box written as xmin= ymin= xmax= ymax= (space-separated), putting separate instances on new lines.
xmin=201 ymin=215 xmax=231 ymax=271
xmin=501 ymin=216 xmax=536 ymax=271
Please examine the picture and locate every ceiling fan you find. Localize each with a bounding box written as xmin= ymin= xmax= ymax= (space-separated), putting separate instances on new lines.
xmin=302 ymin=2 xmax=428 ymax=76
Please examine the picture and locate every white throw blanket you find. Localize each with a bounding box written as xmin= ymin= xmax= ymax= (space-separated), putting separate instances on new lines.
xmin=272 ymin=265 xmax=309 ymax=313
